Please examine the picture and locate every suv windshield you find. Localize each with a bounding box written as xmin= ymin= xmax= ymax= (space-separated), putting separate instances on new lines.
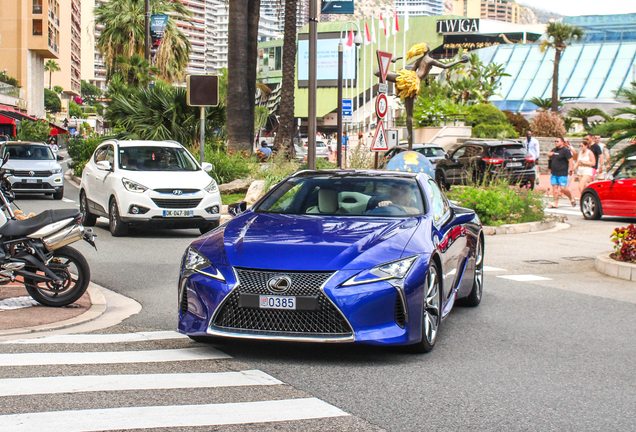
xmin=418 ymin=147 xmax=444 ymax=157
xmin=257 ymin=175 xmax=425 ymax=216
xmin=4 ymin=145 xmax=54 ymax=160
xmin=118 ymin=146 xmax=199 ymax=171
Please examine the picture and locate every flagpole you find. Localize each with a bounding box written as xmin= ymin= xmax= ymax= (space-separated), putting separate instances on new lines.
xmin=371 ymin=15 xmax=376 ymax=131
xmin=403 ymin=11 xmax=407 ymax=70
xmin=393 ymin=12 xmax=397 ymax=71
xmin=356 ymin=43 xmax=359 ymax=130
xmin=363 ymin=26 xmax=366 ymax=133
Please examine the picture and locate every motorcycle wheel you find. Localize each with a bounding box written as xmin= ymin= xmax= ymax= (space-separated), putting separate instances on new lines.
xmin=24 ymin=246 xmax=91 ymax=307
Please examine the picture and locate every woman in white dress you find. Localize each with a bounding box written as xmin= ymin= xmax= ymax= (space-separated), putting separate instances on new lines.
xmin=574 ymin=141 xmax=596 ymax=195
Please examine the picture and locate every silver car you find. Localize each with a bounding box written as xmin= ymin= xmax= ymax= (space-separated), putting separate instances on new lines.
xmin=2 ymin=142 xmax=64 ymax=199
xmin=301 ymin=139 xmax=330 ymax=159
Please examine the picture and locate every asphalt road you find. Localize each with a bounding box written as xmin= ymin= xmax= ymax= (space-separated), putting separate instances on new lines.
xmin=2 ymin=162 xmax=636 ymax=431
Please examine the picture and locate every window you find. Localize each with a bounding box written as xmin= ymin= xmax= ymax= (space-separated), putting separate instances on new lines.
xmin=451 ymin=147 xmax=466 ymax=159
xmin=33 ymin=19 xmax=43 ymax=35
xmin=117 ymin=146 xmax=198 ymax=171
xmin=614 ymin=160 xmax=636 ymax=179
xmin=94 ymin=145 xmax=112 ymax=163
xmin=427 ymin=179 xmax=450 ymax=225
xmin=275 ymin=46 xmax=282 ymax=70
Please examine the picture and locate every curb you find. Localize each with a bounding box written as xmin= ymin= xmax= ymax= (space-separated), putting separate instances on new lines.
xmin=483 ymin=220 xmax=556 ymax=235
xmin=64 ymin=168 xmax=81 ymax=188
xmin=595 ymin=251 xmax=636 ymax=282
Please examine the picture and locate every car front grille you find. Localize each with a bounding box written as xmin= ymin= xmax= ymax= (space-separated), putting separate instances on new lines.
xmin=12 ymin=183 xmax=53 ymax=190
xmin=211 ymin=268 xmax=353 ymax=337
xmin=151 ymin=198 xmax=202 ymax=209
xmin=13 ymin=170 xmax=51 ymax=177
xmin=154 ymin=188 xmax=200 ymax=194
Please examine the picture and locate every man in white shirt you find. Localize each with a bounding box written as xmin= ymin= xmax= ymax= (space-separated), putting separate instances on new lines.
xmin=523 ymin=130 xmax=541 ymax=185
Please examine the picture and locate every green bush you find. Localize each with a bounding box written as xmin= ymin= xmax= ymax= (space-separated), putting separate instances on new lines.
xmin=466 ymin=104 xmax=508 ymax=126
xmin=67 ymin=136 xmax=104 ymax=177
xmin=204 ymin=147 xmax=254 ymax=185
xmin=472 ymin=123 xmax=518 ymax=139
xmin=503 ymin=110 xmax=530 ymax=135
xmin=446 ymin=182 xmax=545 ymax=226
xmin=44 ymin=89 xmax=61 ymax=113
xmin=16 ymin=119 xmax=51 ymax=142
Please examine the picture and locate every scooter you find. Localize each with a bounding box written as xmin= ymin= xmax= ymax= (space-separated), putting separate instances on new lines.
xmin=0 ymin=145 xmax=97 ymax=306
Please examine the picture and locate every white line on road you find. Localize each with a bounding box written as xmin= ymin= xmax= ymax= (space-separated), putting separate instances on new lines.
xmin=0 ymin=347 xmax=230 ymax=366
xmin=61 ymin=197 xmax=75 ymax=203
xmin=483 ymin=266 xmax=506 ymax=272
xmin=0 ymin=398 xmax=349 ymax=432
xmin=3 ymin=330 xmax=188 ymax=344
xmin=544 ymin=207 xmax=581 ymax=216
xmin=0 ymin=370 xmax=281 ymax=397
xmin=497 ymin=275 xmax=553 ymax=282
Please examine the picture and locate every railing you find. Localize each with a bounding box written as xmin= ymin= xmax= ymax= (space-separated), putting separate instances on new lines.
xmin=0 ymin=83 xmax=24 ymax=99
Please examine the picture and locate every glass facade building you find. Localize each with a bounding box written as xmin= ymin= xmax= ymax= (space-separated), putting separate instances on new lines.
xmin=563 ymin=14 xmax=636 ymax=43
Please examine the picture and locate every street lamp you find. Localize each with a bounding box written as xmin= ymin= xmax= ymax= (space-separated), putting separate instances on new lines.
xmin=337 ymin=22 xmax=363 ymax=169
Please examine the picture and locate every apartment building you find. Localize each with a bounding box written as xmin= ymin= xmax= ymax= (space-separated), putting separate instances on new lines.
xmin=452 ymin=0 xmax=521 ymax=24
xmin=395 ymin=0 xmax=444 ymax=17
xmin=50 ymin=0 xmax=82 ymax=98
xmin=0 ymin=0 xmax=60 ymax=118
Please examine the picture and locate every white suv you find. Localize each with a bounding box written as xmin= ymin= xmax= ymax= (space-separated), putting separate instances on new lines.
xmin=79 ymin=139 xmax=222 ymax=236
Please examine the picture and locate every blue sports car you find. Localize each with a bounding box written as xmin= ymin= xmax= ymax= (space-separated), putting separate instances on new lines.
xmin=178 ymin=170 xmax=483 ymax=353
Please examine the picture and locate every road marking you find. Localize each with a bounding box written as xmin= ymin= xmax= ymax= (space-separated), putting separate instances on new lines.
xmin=0 ymin=347 xmax=230 ymax=366
xmin=0 ymin=370 xmax=282 ymax=397
xmin=0 ymin=398 xmax=349 ymax=432
xmin=544 ymin=207 xmax=581 ymax=216
xmin=483 ymin=266 xmax=506 ymax=272
xmin=61 ymin=197 xmax=75 ymax=203
xmin=497 ymin=275 xmax=553 ymax=282
xmin=0 ymin=296 xmax=39 ymax=311
xmin=4 ymin=330 xmax=189 ymax=344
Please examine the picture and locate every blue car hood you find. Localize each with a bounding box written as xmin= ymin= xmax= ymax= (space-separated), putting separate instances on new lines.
xmin=200 ymin=212 xmax=420 ymax=271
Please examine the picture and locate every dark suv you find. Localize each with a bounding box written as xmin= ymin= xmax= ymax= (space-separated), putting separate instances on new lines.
xmin=434 ymin=140 xmax=536 ymax=189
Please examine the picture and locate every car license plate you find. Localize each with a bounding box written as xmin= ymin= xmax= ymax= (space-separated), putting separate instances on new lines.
xmin=25 ymin=179 xmax=38 ymax=183
xmin=259 ymin=295 xmax=296 ymax=310
xmin=163 ymin=210 xmax=194 ymax=217
xmin=506 ymin=162 xmax=522 ymax=167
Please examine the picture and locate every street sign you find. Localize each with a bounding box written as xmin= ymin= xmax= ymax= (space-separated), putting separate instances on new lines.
xmin=342 ymin=98 xmax=353 ymax=123
xmin=378 ymin=83 xmax=388 ymax=94
xmin=377 ymin=50 xmax=393 ymax=83
xmin=371 ymin=121 xmax=388 ymax=152
xmin=386 ymin=129 xmax=399 ymax=148
xmin=376 ymin=94 xmax=388 ymax=119
xmin=186 ymin=75 xmax=219 ymax=107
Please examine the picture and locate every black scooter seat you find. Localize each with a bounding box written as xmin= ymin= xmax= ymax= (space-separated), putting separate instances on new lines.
xmin=0 ymin=209 xmax=81 ymax=238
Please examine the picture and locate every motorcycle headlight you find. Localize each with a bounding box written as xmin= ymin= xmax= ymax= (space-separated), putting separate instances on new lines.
xmin=184 ymin=247 xmax=225 ymax=281
xmin=204 ymin=179 xmax=218 ymax=193
xmin=122 ymin=178 xmax=148 ymax=193
xmin=51 ymin=168 xmax=62 ymax=174
xmin=342 ymin=255 xmax=418 ymax=286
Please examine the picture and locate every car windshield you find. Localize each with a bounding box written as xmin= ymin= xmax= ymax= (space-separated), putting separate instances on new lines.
xmin=256 ymin=175 xmax=425 ymax=216
xmin=4 ymin=145 xmax=54 ymax=160
xmin=418 ymin=147 xmax=444 ymax=157
xmin=118 ymin=146 xmax=199 ymax=171
xmin=489 ymin=145 xmax=526 ymax=158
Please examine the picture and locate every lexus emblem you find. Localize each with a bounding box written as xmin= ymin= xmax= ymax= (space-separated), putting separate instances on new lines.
xmin=172 ymin=190 xmax=183 ymax=195
xmin=29 ymin=171 xmax=35 ymax=177
xmin=267 ymin=275 xmax=292 ymax=293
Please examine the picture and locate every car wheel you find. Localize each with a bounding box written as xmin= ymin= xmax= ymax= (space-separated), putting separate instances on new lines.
xmin=463 ymin=237 xmax=484 ymax=307
xmin=109 ymin=198 xmax=128 ymax=237
xmin=435 ymin=171 xmax=449 ymax=191
xmin=53 ymin=187 xmax=64 ymax=200
xmin=199 ymin=220 xmax=220 ymax=235
xmin=408 ymin=260 xmax=441 ymax=353
xmin=80 ymin=191 xmax=97 ymax=227
xmin=581 ymin=192 xmax=601 ymax=220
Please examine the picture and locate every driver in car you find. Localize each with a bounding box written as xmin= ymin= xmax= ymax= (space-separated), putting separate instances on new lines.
xmin=377 ymin=183 xmax=419 ymax=214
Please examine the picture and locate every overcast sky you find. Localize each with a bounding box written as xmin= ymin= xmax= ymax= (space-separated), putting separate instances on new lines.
xmin=517 ymin=0 xmax=636 ymax=16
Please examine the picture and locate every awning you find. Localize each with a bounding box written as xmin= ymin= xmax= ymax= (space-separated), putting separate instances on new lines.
xmin=0 ymin=106 xmax=37 ymax=122
xmin=49 ymin=123 xmax=68 ymax=135
xmin=0 ymin=114 xmax=15 ymax=125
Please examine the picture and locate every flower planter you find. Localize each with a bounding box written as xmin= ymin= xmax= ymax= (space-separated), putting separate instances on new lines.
xmin=595 ymin=251 xmax=636 ymax=281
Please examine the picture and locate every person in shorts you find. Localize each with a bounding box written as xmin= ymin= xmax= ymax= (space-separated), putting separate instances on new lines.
xmin=586 ymin=133 xmax=603 ymax=179
xmin=547 ymin=137 xmax=575 ymax=208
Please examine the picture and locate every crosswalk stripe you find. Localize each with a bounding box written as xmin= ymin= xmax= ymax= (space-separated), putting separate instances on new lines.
xmin=483 ymin=266 xmax=506 ymax=272
xmin=0 ymin=347 xmax=230 ymax=366
xmin=0 ymin=398 xmax=349 ymax=432
xmin=544 ymin=207 xmax=581 ymax=216
xmin=497 ymin=274 xmax=552 ymax=281
xmin=61 ymin=197 xmax=75 ymax=203
xmin=3 ymin=330 xmax=188 ymax=344
xmin=0 ymin=370 xmax=282 ymax=397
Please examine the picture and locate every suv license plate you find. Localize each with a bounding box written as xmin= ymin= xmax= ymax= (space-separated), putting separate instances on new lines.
xmin=163 ymin=210 xmax=194 ymax=217
xmin=25 ymin=179 xmax=38 ymax=183
xmin=506 ymin=162 xmax=522 ymax=167
xmin=259 ymin=295 xmax=296 ymax=310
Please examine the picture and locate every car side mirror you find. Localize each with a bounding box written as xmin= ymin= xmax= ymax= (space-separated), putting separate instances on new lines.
xmin=96 ymin=160 xmax=112 ymax=171
xmin=444 ymin=153 xmax=450 ymax=159
xmin=228 ymin=201 xmax=247 ymax=217
xmin=609 ymin=173 xmax=615 ymax=182
xmin=201 ymin=162 xmax=213 ymax=173
xmin=56 ymin=155 xmax=63 ymax=161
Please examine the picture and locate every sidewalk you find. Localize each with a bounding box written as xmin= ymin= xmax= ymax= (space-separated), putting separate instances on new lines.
xmin=536 ymin=173 xmax=583 ymax=200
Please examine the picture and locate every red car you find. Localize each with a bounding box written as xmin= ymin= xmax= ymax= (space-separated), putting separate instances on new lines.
xmin=581 ymin=157 xmax=636 ymax=219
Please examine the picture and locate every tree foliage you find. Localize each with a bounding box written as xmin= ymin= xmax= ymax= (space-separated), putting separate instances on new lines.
xmin=568 ymin=107 xmax=607 ymax=130
xmin=44 ymin=88 xmax=61 ymax=113
xmin=466 ymin=104 xmax=518 ymax=138
xmin=44 ymin=60 xmax=60 ymax=90
xmin=531 ymin=110 xmax=566 ymax=137
xmin=594 ymin=82 xmax=636 ymax=158
xmin=81 ymin=80 xmax=102 ymax=105
xmin=69 ymin=101 xmax=85 ymax=119
xmin=17 ymin=120 xmax=51 ymax=142
xmin=503 ymin=110 xmax=531 ymax=135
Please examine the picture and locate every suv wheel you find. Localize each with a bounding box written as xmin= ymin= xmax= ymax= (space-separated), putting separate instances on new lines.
xmin=109 ymin=198 xmax=129 ymax=237
xmin=53 ymin=187 xmax=64 ymax=200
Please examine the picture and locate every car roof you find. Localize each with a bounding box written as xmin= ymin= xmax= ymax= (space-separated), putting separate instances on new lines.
xmin=461 ymin=140 xmax=522 ymax=146
xmin=5 ymin=141 xmax=47 ymax=146
xmin=395 ymin=143 xmax=442 ymax=148
xmin=292 ymin=169 xmax=419 ymax=179
xmin=102 ymin=139 xmax=184 ymax=148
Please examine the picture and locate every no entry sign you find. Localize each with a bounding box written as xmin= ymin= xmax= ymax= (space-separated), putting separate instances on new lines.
xmin=376 ymin=94 xmax=388 ymax=119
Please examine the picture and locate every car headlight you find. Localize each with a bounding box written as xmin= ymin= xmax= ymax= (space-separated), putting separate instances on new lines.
xmin=342 ymin=255 xmax=418 ymax=286
xmin=3 ymin=169 xmax=12 ymax=176
xmin=204 ymin=179 xmax=218 ymax=193
xmin=51 ymin=168 xmax=62 ymax=174
xmin=184 ymin=247 xmax=225 ymax=281
xmin=122 ymin=178 xmax=148 ymax=193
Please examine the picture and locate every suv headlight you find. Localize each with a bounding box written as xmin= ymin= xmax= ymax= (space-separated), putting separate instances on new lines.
xmin=184 ymin=247 xmax=225 ymax=280
xmin=51 ymin=168 xmax=62 ymax=174
xmin=204 ymin=179 xmax=218 ymax=193
xmin=342 ymin=255 xmax=418 ymax=286
xmin=122 ymin=178 xmax=148 ymax=193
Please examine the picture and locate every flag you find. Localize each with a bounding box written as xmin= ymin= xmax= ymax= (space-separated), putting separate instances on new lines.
xmin=364 ymin=21 xmax=371 ymax=45
xmin=404 ymin=10 xmax=409 ymax=32
xmin=393 ymin=10 xmax=399 ymax=35
xmin=371 ymin=16 xmax=377 ymax=44
xmin=379 ymin=13 xmax=386 ymax=36
xmin=345 ymin=28 xmax=354 ymax=49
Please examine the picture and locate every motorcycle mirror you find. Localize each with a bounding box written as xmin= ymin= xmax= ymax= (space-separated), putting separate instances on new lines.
xmin=2 ymin=152 xmax=9 ymax=167
xmin=228 ymin=201 xmax=247 ymax=217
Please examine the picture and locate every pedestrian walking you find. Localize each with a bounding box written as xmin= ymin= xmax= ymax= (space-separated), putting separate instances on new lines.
xmin=564 ymin=138 xmax=576 ymax=189
xmin=547 ymin=137 xmax=575 ymax=208
xmin=573 ymin=140 xmax=596 ymax=195
xmin=49 ymin=138 xmax=59 ymax=158
xmin=358 ymin=131 xmax=364 ymax=147
xmin=522 ymin=130 xmax=540 ymax=185
xmin=586 ymin=133 xmax=604 ymax=179
xmin=595 ymin=134 xmax=611 ymax=174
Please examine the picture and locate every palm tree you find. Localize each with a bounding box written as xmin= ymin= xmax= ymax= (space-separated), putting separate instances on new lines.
xmin=568 ymin=107 xmax=606 ymax=130
xmin=594 ymin=82 xmax=636 ymax=159
xmin=94 ymin=0 xmax=192 ymax=83
xmin=44 ymin=60 xmax=60 ymax=90
xmin=227 ymin=0 xmax=261 ymax=152
xmin=540 ymin=22 xmax=583 ymax=113
xmin=273 ymin=0 xmax=298 ymax=157
xmin=529 ymin=96 xmax=555 ymax=111
xmin=113 ymin=54 xmax=158 ymax=87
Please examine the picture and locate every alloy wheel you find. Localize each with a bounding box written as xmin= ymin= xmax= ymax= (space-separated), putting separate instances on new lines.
xmin=109 ymin=201 xmax=118 ymax=232
xmin=424 ymin=266 xmax=440 ymax=345
xmin=582 ymin=195 xmax=595 ymax=217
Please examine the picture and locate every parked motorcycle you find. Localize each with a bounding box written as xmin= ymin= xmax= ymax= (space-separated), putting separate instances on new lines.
xmin=0 ymin=145 xmax=96 ymax=307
